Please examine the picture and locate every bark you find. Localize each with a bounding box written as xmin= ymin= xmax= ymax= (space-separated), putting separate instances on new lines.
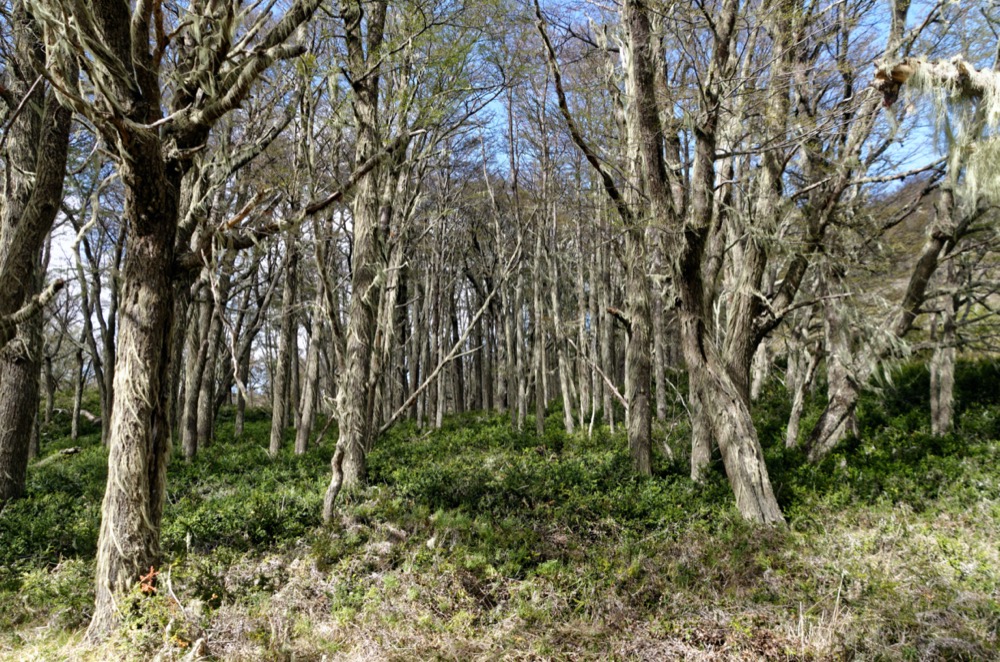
xmin=29 ymin=411 xmax=41 ymax=460
xmin=785 ymin=338 xmax=820 ymax=449
xmin=806 ymin=184 xmax=969 ymax=459
xmin=477 ymin=305 xmax=497 ymax=411
xmin=197 ymin=269 xmax=230 ymax=448
xmin=682 ymin=313 xmax=784 ymax=523
xmin=576 ymin=220 xmax=591 ymax=428
xmin=689 ymin=385 xmax=713 ymax=482
xmin=0 ymin=296 xmax=42 ymax=503
xmin=750 ymin=343 xmax=769 ymax=402
xmin=515 ymin=269 xmax=528 ymax=430
xmin=90 ymin=150 xmax=181 ymax=638
xmin=449 ymin=292 xmax=466 ymax=415
xmin=289 ymin=315 xmax=300 ymax=428
xmin=498 ymin=287 xmax=511 ymax=414
xmin=930 ymin=262 xmax=957 ymax=436
xmin=325 ymin=0 xmax=389 ymax=513
xmin=393 ymin=271 xmax=410 ymax=417
xmin=295 ymin=301 xmax=323 ymax=454
xmin=71 ymin=334 xmax=86 ymax=441
xmin=622 ymin=250 xmax=652 ymax=475
xmin=587 ymin=247 xmax=601 ymax=428
xmin=532 ymin=230 xmax=546 ymax=436
xmin=628 ymin=0 xmax=777 ymax=517
xmin=806 ymin=273 xmax=859 ymax=461
xmin=471 ymin=293 xmax=484 ymax=411
xmin=417 ymin=271 xmax=432 ymax=428
xmin=234 ymin=346 xmax=251 ymax=437
xmin=83 ymin=0 xmax=323 ymax=633
xmin=43 ymin=352 xmax=56 ymax=425
xmin=434 ymin=270 xmax=446 ymax=429
xmin=0 ymin=2 xmax=72 ymax=503
xmin=598 ymin=243 xmax=615 ymax=429
xmin=652 ymin=276 xmax=668 ymax=422
xmin=547 ymin=235 xmax=575 ymax=434
xmin=182 ymin=281 xmax=210 ymax=461
xmin=269 ymin=246 xmax=298 ymax=457
xmin=408 ymin=280 xmax=421 ymax=420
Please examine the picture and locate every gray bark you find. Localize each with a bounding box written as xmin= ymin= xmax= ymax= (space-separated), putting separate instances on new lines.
xmin=295 ymin=301 xmax=323 ymax=454
xmin=325 ymin=0 xmax=390 ymax=518
xmin=547 ymin=232 xmax=575 ymax=434
xmin=930 ymin=262 xmax=957 ymax=436
xmin=806 ymin=273 xmax=859 ymax=461
xmin=785 ymin=338 xmax=820 ymax=449
xmin=269 ymin=246 xmax=298 ymax=457
xmin=182 ymin=281 xmax=210 ymax=461
xmin=0 ymin=2 xmax=71 ymax=503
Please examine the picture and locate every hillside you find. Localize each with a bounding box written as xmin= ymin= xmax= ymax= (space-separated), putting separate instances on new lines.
xmin=1 ymin=363 xmax=999 ymax=661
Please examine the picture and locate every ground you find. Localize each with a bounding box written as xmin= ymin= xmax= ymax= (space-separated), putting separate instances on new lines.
xmin=1 ymin=362 xmax=998 ymax=660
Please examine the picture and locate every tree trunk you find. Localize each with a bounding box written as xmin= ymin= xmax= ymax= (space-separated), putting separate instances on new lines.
xmin=43 ymin=353 xmax=56 ymax=425
xmin=296 ymin=304 xmax=323 ymax=454
xmin=197 ymin=271 xmax=229 ymax=448
xmin=620 ymin=237 xmax=653 ymax=474
xmin=652 ymin=277 xmax=668 ymax=422
xmin=71 ymin=337 xmax=85 ymax=441
xmin=269 ymin=246 xmax=298 ymax=457
xmin=471 ymin=291 xmax=484 ymax=411
xmin=682 ymin=312 xmax=783 ymax=523
xmin=515 ymin=269 xmax=528 ymax=430
xmin=575 ymin=223 xmax=591 ymax=430
xmin=532 ymin=230 xmax=546 ymax=436
xmin=806 ymin=273 xmax=859 ymax=462
xmin=417 ymin=271 xmax=431 ymax=428
xmin=0 ymin=3 xmax=72 ymax=502
xmin=434 ymin=270 xmax=446 ymax=428
xmin=234 ymin=346 xmax=250 ymax=438
xmin=598 ymin=243 xmax=615 ymax=429
xmin=408 ymin=280 xmax=421 ymax=421
xmin=325 ymin=3 xmax=389 ymax=511
xmin=450 ymin=291 xmax=466 ymax=415
xmin=0 ymin=302 xmax=42 ymax=503
xmin=547 ymin=238 xmax=575 ymax=434
xmin=930 ymin=262 xmax=957 ymax=436
xmin=497 ymin=293 xmax=510 ymax=414
xmin=483 ymin=307 xmax=494 ymax=411
xmin=182 ymin=281 xmax=209 ymax=461
xmin=689 ymin=385 xmax=713 ymax=481
xmin=90 ymin=154 xmax=180 ymax=637
xmin=785 ymin=338 xmax=820 ymax=449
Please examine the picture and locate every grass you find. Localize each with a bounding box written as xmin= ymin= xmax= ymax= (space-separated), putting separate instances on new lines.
xmin=1 ymin=361 xmax=998 ymax=660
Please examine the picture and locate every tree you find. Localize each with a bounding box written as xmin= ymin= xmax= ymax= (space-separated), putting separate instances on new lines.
xmin=322 ymin=0 xmax=505 ymax=520
xmin=27 ymin=0 xmax=322 ymax=635
xmin=0 ymin=0 xmax=72 ymax=504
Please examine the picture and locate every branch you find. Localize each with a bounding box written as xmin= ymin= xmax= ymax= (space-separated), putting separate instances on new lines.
xmin=0 ymin=279 xmax=65 ymax=349
xmin=304 ymin=130 xmax=416 ymax=216
xmin=534 ymin=0 xmax=634 ymax=226
xmin=875 ymin=56 xmax=1000 ymax=110
xmin=377 ymin=237 xmax=523 ymax=438
xmin=565 ymin=336 xmax=626 ymax=408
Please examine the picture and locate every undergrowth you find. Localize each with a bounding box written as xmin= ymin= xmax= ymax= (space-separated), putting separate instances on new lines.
xmin=1 ymin=361 xmax=998 ymax=660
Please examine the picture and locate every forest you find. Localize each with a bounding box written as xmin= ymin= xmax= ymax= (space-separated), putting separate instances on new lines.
xmin=1 ymin=0 xmax=999 ymax=659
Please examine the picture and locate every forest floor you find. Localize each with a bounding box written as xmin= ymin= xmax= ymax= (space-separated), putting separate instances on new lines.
xmin=1 ymin=363 xmax=999 ymax=661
